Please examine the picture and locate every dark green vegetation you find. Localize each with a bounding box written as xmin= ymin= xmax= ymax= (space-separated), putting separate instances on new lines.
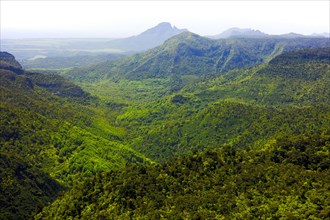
xmin=35 ymin=135 xmax=330 ymax=219
xmin=1 ymin=32 xmax=329 ymax=219
xmin=0 ymin=153 xmax=63 ymax=220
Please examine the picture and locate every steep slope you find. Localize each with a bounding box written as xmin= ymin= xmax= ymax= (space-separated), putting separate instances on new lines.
xmin=0 ymin=52 xmax=149 ymax=180
xmin=0 ymin=52 xmax=24 ymax=74
xmin=105 ymin=22 xmax=187 ymax=52
xmin=0 ymin=153 xmax=63 ymax=220
xmin=35 ymin=135 xmax=330 ymax=219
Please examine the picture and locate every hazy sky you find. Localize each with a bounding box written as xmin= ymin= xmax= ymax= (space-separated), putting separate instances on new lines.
xmin=1 ymin=1 xmax=329 ymax=39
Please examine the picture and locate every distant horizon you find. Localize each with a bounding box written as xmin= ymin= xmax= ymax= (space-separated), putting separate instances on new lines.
xmin=1 ymin=1 xmax=329 ymax=39
xmin=2 ymin=24 xmax=330 ymax=40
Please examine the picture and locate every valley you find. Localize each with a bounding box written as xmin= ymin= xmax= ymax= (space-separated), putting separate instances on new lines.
xmin=0 ymin=24 xmax=329 ymax=219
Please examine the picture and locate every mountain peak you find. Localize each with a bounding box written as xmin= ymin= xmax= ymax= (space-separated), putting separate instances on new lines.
xmin=155 ymin=22 xmax=172 ymax=28
xmin=107 ymin=22 xmax=187 ymax=51
xmin=141 ymin=22 xmax=185 ymax=36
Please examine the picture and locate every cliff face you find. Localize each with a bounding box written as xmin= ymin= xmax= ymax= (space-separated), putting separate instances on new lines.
xmin=0 ymin=52 xmax=24 ymax=74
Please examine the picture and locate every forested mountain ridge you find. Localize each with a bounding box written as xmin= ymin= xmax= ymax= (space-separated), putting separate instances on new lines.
xmin=184 ymin=47 xmax=330 ymax=106
xmin=64 ymin=32 xmax=329 ymax=82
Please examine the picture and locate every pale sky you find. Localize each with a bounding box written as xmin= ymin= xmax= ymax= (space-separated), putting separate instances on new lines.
xmin=1 ymin=1 xmax=329 ymax=39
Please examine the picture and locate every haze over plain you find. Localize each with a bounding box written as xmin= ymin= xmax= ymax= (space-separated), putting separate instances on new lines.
xmin=1 ymin=1 xmax=329 ymax=39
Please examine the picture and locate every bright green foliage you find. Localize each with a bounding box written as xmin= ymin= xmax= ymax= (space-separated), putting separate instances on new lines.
xmin=35 ymin=135 xmax=330 ymax=219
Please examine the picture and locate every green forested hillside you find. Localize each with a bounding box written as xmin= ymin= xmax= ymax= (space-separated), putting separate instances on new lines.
xmin=184 ymin=47 xmax=330 ymax=106
xmin=113 ymin=48 xmax=330 ymax=161
xmin=35 ymin=134 xmax=330 ymax=219
xmin=0 ymin=53 xmax=150 ymax=180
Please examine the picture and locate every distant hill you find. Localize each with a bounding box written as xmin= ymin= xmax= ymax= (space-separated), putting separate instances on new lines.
xmin=277 ymin=32 xmax=306 ymax=38
xmin=311 ymin=32 xmax=330 ymax=38
xmin=208 ymin=27 xmax=269 ymax=39
xmin=208 ymin=28 xmax=330 ymax=39
xmin=105 ymin=22 xmax=187 ymax=52
xmin=2 ymin=23 xmax=186 ymax=68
